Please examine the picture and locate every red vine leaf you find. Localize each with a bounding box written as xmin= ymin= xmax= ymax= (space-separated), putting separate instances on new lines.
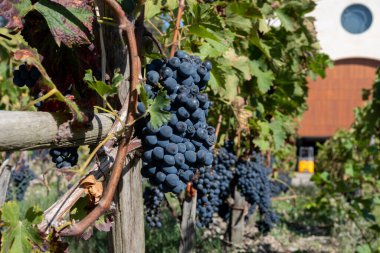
xmin=34 ymin=0 xmax=94 ymax=47
xmin=0 ymin=0 xmax=27 ymax=31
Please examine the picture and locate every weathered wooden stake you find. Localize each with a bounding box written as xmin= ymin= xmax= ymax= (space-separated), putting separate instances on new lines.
xmin=0 ymin=153 xmax=13 ymax=207
xmin=228 ymin=187 xmax=245 ymax=252
xmin=109 ymin=157 xmax=145 ymax=253
xmin=179 ymin=192 xmax=197 ymax=253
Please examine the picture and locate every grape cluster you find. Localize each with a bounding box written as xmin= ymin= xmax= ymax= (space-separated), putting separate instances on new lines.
xmin=193 ymin=169 xmax=221 ymax=228
xmin=143 ymin=187 xmax=165 ymax=228
xmin=140 ymin=50 xmax=215 ymax=194
xmin=269 ymin=172 xmax=291 ymax=197
xmin=6 ymin=163 xmax=35 ymax=201
xmin=49 ymin=147 xmax=79 ymax=169
xmin=236 ymin=153 xmax=278 ymax=234
xmin=0 ymin=15 xmax=8 ymax=27
xmin=13 ymin=64 xmax=41 ymax=88
xmin=213 ymin=142 xmax=237 ymax=200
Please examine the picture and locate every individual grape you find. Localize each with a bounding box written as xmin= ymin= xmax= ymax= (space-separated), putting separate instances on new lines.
xmin=159 ymin=126 xmax=173 ymax=139
xmin=165 ymin=174 xmax=180 ymax=187
xmin=152 ymin=147 xmax=164 ymax=160
xmin=145 ymin=135 xmax=157 ymax=146
xmin=170 ymin=134 xmax=183 ymax=143
xmin=174 ymin=50 xmax=189 ymax=60
xmin=174 ymin=153 xmax=185 ymax=166
xmin=157 ymin=139 xmax=169 ymax=148
xmin=165 ymin=143 xmax=178 ymax=155
xmin=177 ymin=107 xmax=190 ymax=120
xmin=137 ymin=103 xmax=146 ymax=114
xmin=163 ymin=155 xmax=175 ymax=166
xmin=180 ymin=76 xmax=194 ymax=87
xmin=179 ymin=62 xmax=193 ymax=77
xmin=147 ymin=70 xmax=160 ymax=84
xmin=49 ymin=147 xmax=79 ymax=169
xmin=160 ymin=67 xmax=173 ymax=79
xmin=155 ymin=172 xmax=166 ymax=183
xmin=185 ymin=151 xmax=197 ymax=164
xmin=162 ymin=166 xmax=177 ymax=174
xmin=185 ymin=97 xmax=199 ymax=112
xmin=203 ymin=60 xmax=212 ymax=71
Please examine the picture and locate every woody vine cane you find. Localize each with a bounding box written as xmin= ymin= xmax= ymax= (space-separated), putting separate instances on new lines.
xmin=58 ymin=0 xmax=139 ymax=237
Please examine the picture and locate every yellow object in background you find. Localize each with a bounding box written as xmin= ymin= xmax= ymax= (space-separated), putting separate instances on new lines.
xmin=298 ymin=160 xmax=315 ymax=173
xmin=298 ymin=147 xmax=315 ymax=173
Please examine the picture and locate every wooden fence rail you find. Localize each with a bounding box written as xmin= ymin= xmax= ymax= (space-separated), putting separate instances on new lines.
xmin=0 ymin=111 xmax=114 ymax=151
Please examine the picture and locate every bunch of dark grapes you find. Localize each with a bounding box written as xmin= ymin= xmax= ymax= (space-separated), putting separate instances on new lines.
xmin=213 ymin=141 xmax=237 ymax=200
xmin=193 ymin=168 xmax=221 ymax=228
xmin=143 ymin=187 xmax=165 ymax=228
xmin=0 ymin=15 xmax=8 ymax=27
xmin=212 ymin=141 xmax=237 ymax=220
xmin=13 ymin=64 xmax=41 ymax=88
xmin=236 ymin=153 xmax=278 ymax=234
xmin=140 ymin=50 xmax=215 ymax=194
xmin=269 ymin=172 xmax=291 ymax=197
xmin=6 ymin=162 xmax=35 ymax=201
xmin=49 ymin=147 xmax=79 ymax=169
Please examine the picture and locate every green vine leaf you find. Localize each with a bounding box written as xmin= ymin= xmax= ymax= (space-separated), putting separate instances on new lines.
xmin=0 ymin=201 xmax=43 ymax=253
xmin=250 ymin=61 xmax=274 ymax=93
xmin=84 ymin=70 xmax=118 ymax=98
xmin=34 ymin=0 xmax=94 ymax=47
xmin=148 ymin=90 xmax=171 ymax=129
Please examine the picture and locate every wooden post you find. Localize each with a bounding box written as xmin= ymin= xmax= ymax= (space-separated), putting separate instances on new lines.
xmin=0 ymin=153 xmax=13 ymax=207
xmin=96 ymin=1 xmax=145 ymax=252
xmin=228 ymin=187 xmax=245 ymax=252
xmin=179 ymin=192 xmax=197 ymax=253
xmin=109 ymin=157 xmax=145 ymax=253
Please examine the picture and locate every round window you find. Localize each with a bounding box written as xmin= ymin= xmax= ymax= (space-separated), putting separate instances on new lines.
xmin=341 ymin=4 xmax=372 ymax=34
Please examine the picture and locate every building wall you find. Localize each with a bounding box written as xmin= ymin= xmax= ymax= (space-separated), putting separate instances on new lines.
xmin=312 ymin=0 xmax=380 ymax=61
xmin=298 ymin=59 xmax=379 ymax=137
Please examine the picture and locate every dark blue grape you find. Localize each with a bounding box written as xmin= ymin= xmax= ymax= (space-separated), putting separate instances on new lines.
xmin=160 ymin=67 xmax=173 ymax=79
xmin=168 ymin=57 xmax=181 ymax=69
xmin=177 ymin=107 xmax=190 ymax=120
xmin=179 ymin=62 xmax=193 ymax=77
xmin=145 ymin=135 xmax=157 ymax=146
xmin=162 ymin=166 xmax=177 ymax=174
xmin=163 ymin=155 xmax=176 ymax=166
xmin=152 ymin=147 xmax=164 ymax=160
xmin=184 ymin=151 xmax=196 ymax=163
xmin=147 ymin=70 xmax=160 ymax=84
xmin=165 ymin=174 xmax=180 ymax=187
xmin=203 ymin=61 xmax=212 ymax=71
xmin=159 ymin=126 xmax=173 ymax=139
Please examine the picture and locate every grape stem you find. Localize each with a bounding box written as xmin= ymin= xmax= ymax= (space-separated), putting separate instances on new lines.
xmin=170 ymin=0 xmax=185 ymax=57
xmin=26 ymin=87 xmax=57 ymax=109
xmin=144 ymin=27 xmax=165 ymax=56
